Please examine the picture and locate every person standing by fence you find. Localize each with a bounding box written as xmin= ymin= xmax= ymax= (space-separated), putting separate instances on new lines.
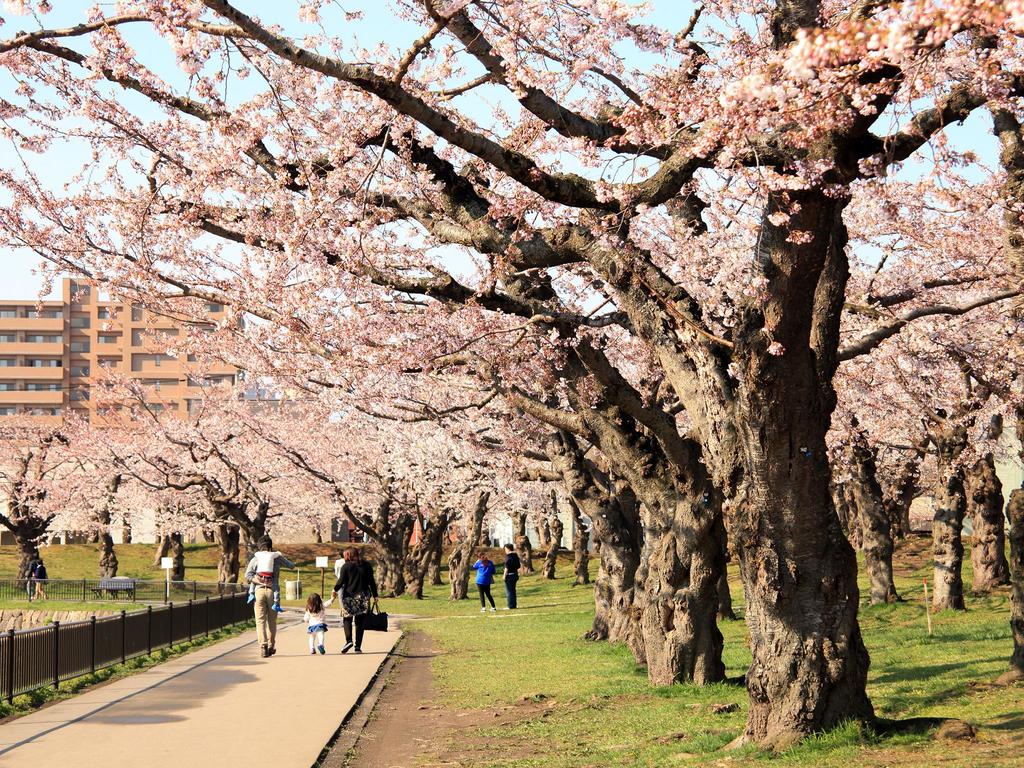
xmin=244 ymin=535 xmax=295 ymax=658
xmin=331 ymin=547 xmax=377 ymax=654
xmin=31 ymin=558 xmax=48 ymax=601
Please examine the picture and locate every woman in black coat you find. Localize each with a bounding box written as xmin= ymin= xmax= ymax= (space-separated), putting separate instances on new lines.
xmin=330 ymin=547 xmax=378 ymax=653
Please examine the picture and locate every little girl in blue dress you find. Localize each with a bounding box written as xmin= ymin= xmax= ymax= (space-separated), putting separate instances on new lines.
xmin=303 ymin=593 xmax=331 ymax=655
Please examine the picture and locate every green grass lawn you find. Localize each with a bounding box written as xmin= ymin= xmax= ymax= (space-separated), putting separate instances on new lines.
xmin=376 ymin=540 xmax=1024 ymax=768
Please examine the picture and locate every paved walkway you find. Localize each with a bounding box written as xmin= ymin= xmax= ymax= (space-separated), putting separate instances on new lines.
xmin=0 ymin=613 xmax=402 ymax=767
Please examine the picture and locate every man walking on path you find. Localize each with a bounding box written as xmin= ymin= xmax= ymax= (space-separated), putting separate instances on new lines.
xmin=244 ymin=535 xmax=295 ymax=658
xmin=502 ymin=544 xmax=521 ymax=610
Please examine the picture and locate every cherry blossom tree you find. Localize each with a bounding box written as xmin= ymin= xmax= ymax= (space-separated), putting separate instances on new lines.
xmin=2 ymin=0 xmax=1024 ymax=745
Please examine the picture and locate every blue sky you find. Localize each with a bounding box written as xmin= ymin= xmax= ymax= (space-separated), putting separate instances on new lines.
xmin=0 ymin=1 xmax=999 ymax=299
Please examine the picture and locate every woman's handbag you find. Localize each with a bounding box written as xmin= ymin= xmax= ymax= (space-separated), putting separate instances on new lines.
xmin=363 ymin=600 xmax=389 ymax=632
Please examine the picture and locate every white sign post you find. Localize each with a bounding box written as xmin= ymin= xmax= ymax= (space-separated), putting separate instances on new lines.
xmin=161 ymin=556 xmax=173 ymax=603
xmin=316 ymin=556 xmax=328 ymax=596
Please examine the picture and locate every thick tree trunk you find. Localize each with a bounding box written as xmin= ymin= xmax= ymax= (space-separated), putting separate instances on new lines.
xmin=512 ymin=509 xmax=534 ymax=574
xmin=216 ymin=524 xmax=240 ymax=584
xmin=831 ymin=479 xmax=861 ymax=549
xmin=449 ymin=492 xmax=489 ymax=601
xmin=170 ymin=532 xmax=185 ymax=581
xmin=848 ymin=430 xmax=899 ymax=604
xmin=405 ymin=514 xmax=451 ymax=599
xmin=884 ymin=452 xmax=923 ymax=539
xmin=1007 ymin=488 xmax=1024 ymax=681
xmin=967 ymin=452 xmax=1009 ymax=592
xmin=535 ymin=514 xmax=551 ymax=551
xmin=631 ymin=479 xmax=726 ymax=686
xmin=933 ymin=427 xmax=968 ymax=611
xmin=97 ymin=475 xmax=121 ymax=579
xmin=427 ymin=537 xmax=444 ymax=586
xmin=570 ymin=500 xmax=590 ymax=585
xmin=15 ymin=533 xmax=41 ymax=582
xmin=729 ymin=191 xmax=872 ymax=746
xmin=98 ymin=532 xmax=119 ymax=579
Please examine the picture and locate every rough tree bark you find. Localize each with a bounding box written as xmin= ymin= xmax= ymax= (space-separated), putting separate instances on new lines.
xmin=153 ymin=532 xmax=171 ymax=567
xmin=932 ymin=423 xmax=969 ymax=611
xmin=170 ymin=532 xmax=185 ymax=581
xmin=215 ymin=524 xmax=240 ymax=584
xmin=535 ymin=514 xmax=551 ymax=551
xmin=511 ymin=509 xmax=534 ymax=574
xmin=546 ymin=432 xmax=642 ymax=651
xmin=449 ymin=491 xmax=489 ymax=601
xmin=569 ymin=499 xmax=590 ymax=585
xmin=97 ymin=474 xmax=122 ymax=579
xmin=848 ymin=426 xmax=899 ymax=604
xmin=717 ymin=540 xmax=737 ymax=621
xmin=543 ymin=491 xmax=564 ymax=580
xmin=370 ymin=503 xmax=415 ymax=598
xmin=1006 ymin=487 xmax=1024 ymax=682
xmin=884 ymin=450 xmax=924 ymax=539
xmin=121 ymin=514 xmax=133 ymax=544
xmin=966 ymin=416 xmax=1009 ymax=592
xmin=729 ymin=189 xmax=872 ymax=746
xmin=831 ymin=478 xmax=862 ymax=549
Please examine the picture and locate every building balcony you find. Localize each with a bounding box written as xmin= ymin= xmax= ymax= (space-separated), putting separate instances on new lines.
xmin=0 ymin=390 xmax=64 ymax=404
xmin=0 ymin=366 xmax=64 ymax=380
xmin=0 ymin=318 xmax=64 ymax=332
xmin=0 ymin=342 xmax=64 ymax=355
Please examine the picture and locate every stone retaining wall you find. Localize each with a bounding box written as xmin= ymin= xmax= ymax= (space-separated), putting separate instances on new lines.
xmin=0 ymin=609 xmax=116 ymax=632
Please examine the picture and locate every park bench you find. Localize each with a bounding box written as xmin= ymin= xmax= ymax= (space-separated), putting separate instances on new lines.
xmin=92 ymin=577 xmax=137 ymax=600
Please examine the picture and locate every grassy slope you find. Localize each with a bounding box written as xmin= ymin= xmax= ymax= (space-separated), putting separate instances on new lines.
xmin=380 ymin=539 xmax=1024 ymax=768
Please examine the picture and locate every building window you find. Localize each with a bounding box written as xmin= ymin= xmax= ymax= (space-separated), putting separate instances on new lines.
xmin=28 ymin=359 xmax=61 ymax=368
xmin=0 ymin=407 xmax=15 ymax=416
xmin=0 ymin=359 xmax=15 ymax=367
xmin=206 ymin=302 xmax=223 ymax=313
xmin=154 ymin=355 xmax=162 ymax=367
xmin=70 ymin=283 xmax=90 ymax=297
xmin=26 ymin=309 xmax=62 ymax=319
xmin=70 ymin=340 xmax=90 ymax=353
xmin=98 ymin=334 xmax=118 ymax=344
xmin=28 ymin=407 xmax=60 ymax=416
xmin=0 ymin=383 xmax=14 ymax=391
xmin=97 ymin=307 xmax=112 ymax=320
xmin=70 ymin=388 xmax=89 ymax=401
xmin=0 ymin=334 xmax=16 ymax=343
xmin=131 ymin=306 xmax=143 ymax=322
xmin=26 ymin=383 xmax=60 ymax=391
xmin=70 ymin=365 xmax=89 ymax=377
xmin=98 ymin=357 xmax=118 ymax=369
xmin=71 ymin=316 xmax=90 ymax=329
xmin=25 ymin=334 xmax=61 ymax=343
xmin=131 ymin=330 xmax=144 ymax=346
xmin=0 ymin=309 xmax=17 ymax=318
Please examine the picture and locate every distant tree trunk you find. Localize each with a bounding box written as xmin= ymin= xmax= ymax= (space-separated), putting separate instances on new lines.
xmin=153 ymin=533 xmax=171 ymax=567
xmin=543 ymin=492 xmax=563 ymax=580
xmin=201 ymin=528 xmax=215 ymax=543
xmin=216 ymin=524 xmax=240 ymax=584
xmin=848 ymin=426 xmax=899 ymax=604
xmin=535 ymin=513 xmax=551 ymax=551
xmin=313 ymin=524 xmax=324 ymax=544
xmin=97 ymin=474 xmax=122 ymax=579
xmin=884 ymin=451 xmax=924 ymax=539
xmin=570 ymin=500 xmax=590 ymax=585
xmin=427 ymin=516 xmax=449 ymax=586
xmin=832 ymin=478 xmax=861 ymax=549
xmin=1007 ymin=487 xmax=1024 ymax=681
xmin=121 ymin=514 xmax=132 ymax=544
xmin=933 ymin=424 xmax=968 ymax=611
xmin=14 ymin=531 xmax=41 ymax=582
xmin=170 ymin=532 xmax=185 ymax=581
xmin=967 ymin=418 xmax=1010 ymax=592
xmin=405 ymin=513 xmax=451 ymax=599
xmin=512 ymin=509 xmax=534 ymax=574
xmin=449 ymin=492 xmax=489 ymax=601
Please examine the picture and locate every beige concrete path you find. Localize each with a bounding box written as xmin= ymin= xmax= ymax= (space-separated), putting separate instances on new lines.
xmin=0 ymin=614 xmax=402 ymax=767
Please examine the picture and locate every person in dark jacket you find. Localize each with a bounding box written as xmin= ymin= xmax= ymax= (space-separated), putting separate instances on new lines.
xmin=502 ymin=544 xmax=521 ymax=610
xmin=31 ymin=558 xmax=48 ymax=601
xmin=331 ymin=547 xmax=378 ymax=654
xmin=471 ymin=552 xmax=496 ymax=612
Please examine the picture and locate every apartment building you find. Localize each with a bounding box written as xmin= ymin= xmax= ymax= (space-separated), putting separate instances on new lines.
xmin=0 ymin=278 xmax=237 ymax=423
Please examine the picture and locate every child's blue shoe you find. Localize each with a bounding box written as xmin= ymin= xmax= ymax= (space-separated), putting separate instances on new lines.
xmin=246 ymin=593 xmax=255 ymax=605
xmin=272 ymin=602 xmax=283 ymax=613
xmin=318 ymin=645 xmax=325 ymax=655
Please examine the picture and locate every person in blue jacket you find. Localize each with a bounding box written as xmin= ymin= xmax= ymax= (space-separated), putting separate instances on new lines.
xmin=471 ymin=552 xmax=497 ymax=612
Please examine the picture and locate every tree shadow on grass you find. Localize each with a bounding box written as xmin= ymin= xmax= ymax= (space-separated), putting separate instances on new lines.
xmin=986 ymin=711 xmax=1024 ymax=731
xmin=871 ymin=657 xmax=1004 ymax=685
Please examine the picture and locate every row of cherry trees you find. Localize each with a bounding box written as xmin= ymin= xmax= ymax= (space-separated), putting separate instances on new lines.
xmin=0 ymin=0 xmax=1022 ymax=748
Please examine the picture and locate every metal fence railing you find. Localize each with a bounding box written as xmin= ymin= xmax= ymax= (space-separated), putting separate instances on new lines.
xmin=1 ymin=578 xmax=244 ymax=604
xmin=0 ymin=591 xmax=252 ymax=703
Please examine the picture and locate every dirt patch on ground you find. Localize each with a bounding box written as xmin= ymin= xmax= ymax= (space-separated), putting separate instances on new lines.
xmin=346 ymin=631 xmax=560 ymax=767
xmin=892 ymin=534 xmax=934 ymax=578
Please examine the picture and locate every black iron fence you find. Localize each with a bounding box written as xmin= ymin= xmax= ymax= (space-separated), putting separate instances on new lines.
xmin=1 ymin=578 xmax=243 ymax=604
xmin=0 ymin=591 xmax=251 ymax=703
